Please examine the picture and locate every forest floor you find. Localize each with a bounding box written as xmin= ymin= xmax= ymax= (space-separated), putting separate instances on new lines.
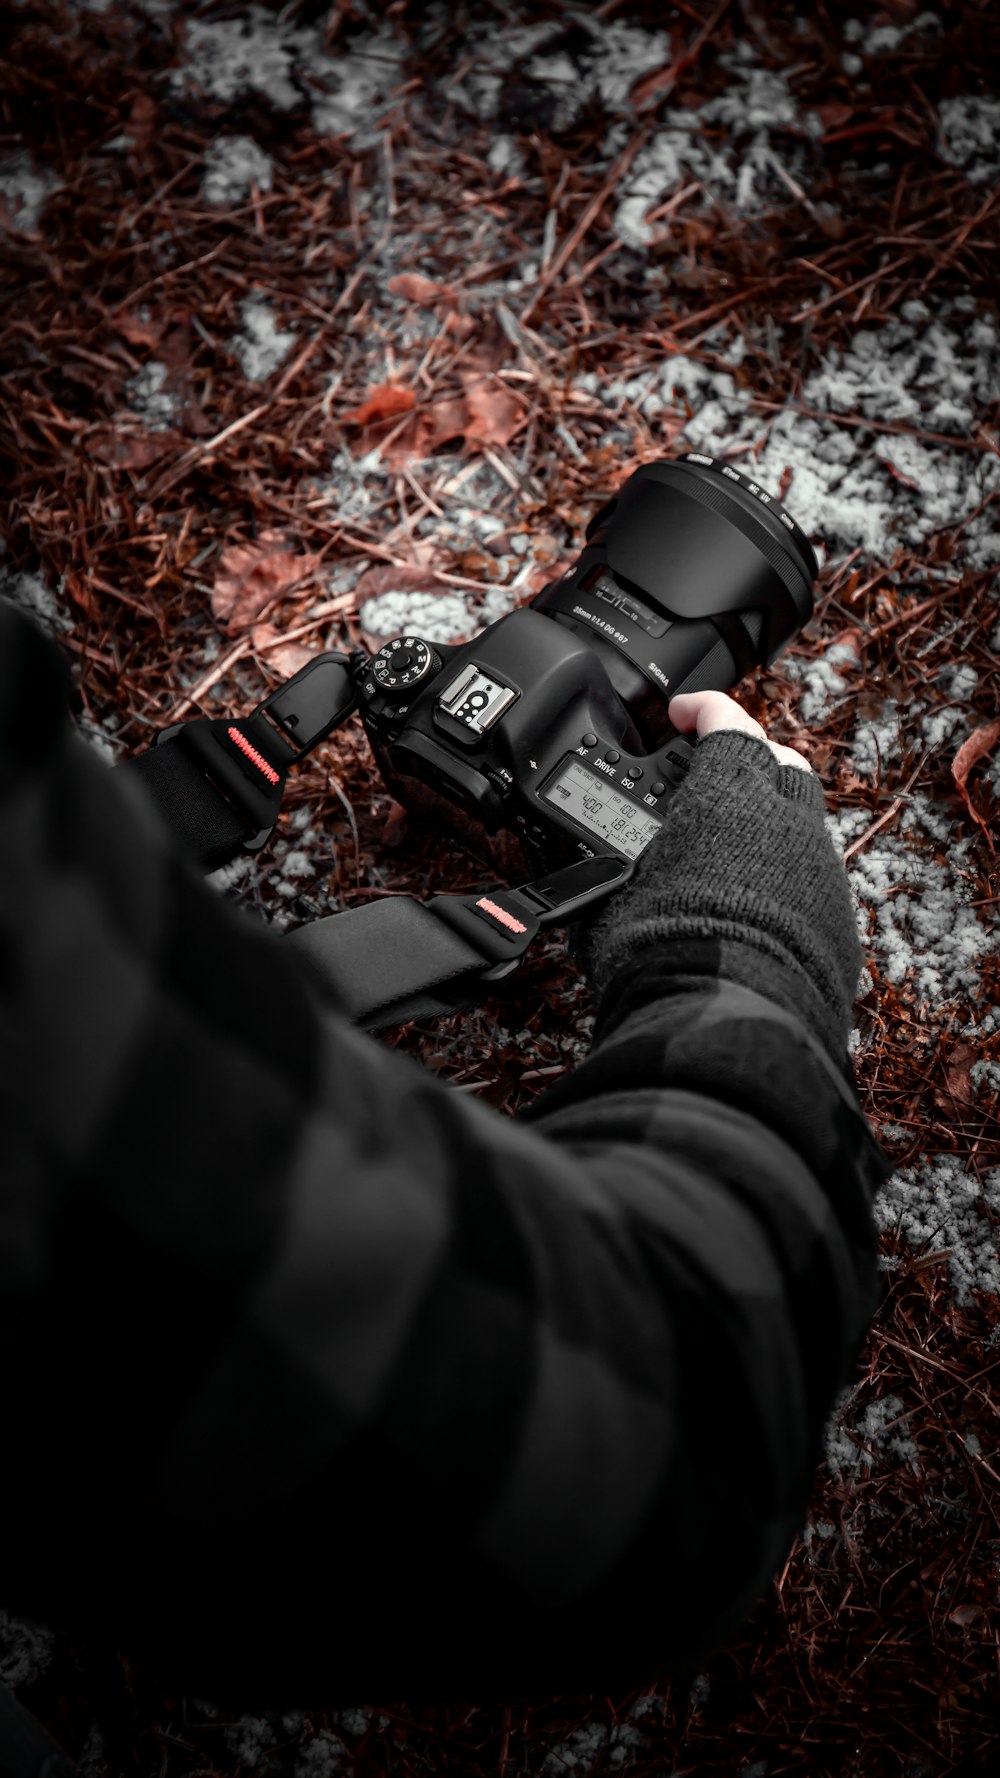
xmin=2 ymin=2 xmax=999 ymax=1775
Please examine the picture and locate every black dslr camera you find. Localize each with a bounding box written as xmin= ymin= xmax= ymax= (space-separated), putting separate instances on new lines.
xmin=136 ymin=451 xmax=819 ymax=1026
xmin=353 ymin=452 xmax=818 ymax=878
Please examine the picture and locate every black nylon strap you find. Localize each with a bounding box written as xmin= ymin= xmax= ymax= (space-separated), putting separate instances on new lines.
xmin=284 ymin=897 xmax=517 ymax=1030
xmin=117 ymin=740 xmax=252 ymax=872
xmin=117 ymin=732 xmax=529 ymax=1027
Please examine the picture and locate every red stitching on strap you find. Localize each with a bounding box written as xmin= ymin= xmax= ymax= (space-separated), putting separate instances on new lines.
xmin=476 ymin=897 xmax=527 ymax=934
xmin=227 ymin=726 xmax=280 ymax=784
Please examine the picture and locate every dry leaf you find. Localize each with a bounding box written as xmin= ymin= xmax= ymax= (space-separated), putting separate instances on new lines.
xmin=112 ymin=311 xmax=162 ymax=350
xmin=342 ymin=383 xmax=415 ymax=427
xmin=443 ymin=311 xmax=476 ymax=339
xmin=250 ymin=622 xmax=317 ymax=680
xmin=346 ymin=396 xmax=470 ymax=466
xmin=951 ymin=716 xmax=1000 ymax=844
xmin=387 ymin=273 xmax=459 ymax=308
xmin=63 ymin=572 xmax=94 ymax=614
xmin=90 ymin=427 xmax=182 ymax=469
xmin=460 ymin=371 xmax=523 ymax=448
xmin=125 ymin=92 xmax=157 ymax=153
xmin=819 ymin=101 xmax=856 ymax=132
xmin=380 ymin=803 xmax=410 ymax=849
xmin=212 ymin=531 xmax=320 ymax=635
xmin=933 ymin=1042 xmax=981 ymax=1114
xmin=952 ymin=717 xmax=1000 ymax=796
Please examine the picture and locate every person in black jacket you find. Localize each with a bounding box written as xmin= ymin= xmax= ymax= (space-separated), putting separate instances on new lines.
xmin=0 ymin=601 xmax=891 ymax=1711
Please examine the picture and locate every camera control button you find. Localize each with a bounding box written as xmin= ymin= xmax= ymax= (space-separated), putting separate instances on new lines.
xmin=625 ymin=766 xmax=642 ymax=780
xmin=582 ymin=732 xmax=598 ymax=747
xmin=605 ymin=749 xmax=620 ymax=764
xmin=651 ymin=780 xmax=666 ymax=796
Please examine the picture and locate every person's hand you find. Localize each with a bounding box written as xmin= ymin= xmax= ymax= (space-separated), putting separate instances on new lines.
xmin=667 ymin=689 xmax=814 ymax=774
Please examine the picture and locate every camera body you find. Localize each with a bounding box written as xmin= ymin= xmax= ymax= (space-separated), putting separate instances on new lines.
xmin=354 ymin=454 xmax=818 ymax=877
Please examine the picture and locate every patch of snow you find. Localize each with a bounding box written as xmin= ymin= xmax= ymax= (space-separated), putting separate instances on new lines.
xmin=310 ymin=24 xmax=407 ymax=146
xmin=231 ymin=295 xmax=296 ymax=383
xmin=583 ymin=306 xmax=1000 ymax=567
xmin=358 ymin=588 xmax=476 ymax=641
xmin=614 ymin=48 xmax=817 ymax=246
xmin=203 ymin=134 xmax=273 ymax=207
xmin=849 ymin=707 xmax=904 ymax=781
xmin=540 ymin=1722 xmax=610 ymax=1773
xmin=0 ymin=565 xmax=68 ymax=636
xmin=294 ymin=1729 xmax=352 ymax=1776
xmin=487 ymin=133 xmax=526 ymax=177
xmin=173 ymin=7 xmax=307 ymax=109
xmin=846 ymin=794 xmax=996 ymax=1005
xmin=782 ymin=635 xmax=859 ymax=726
xmin=206 ymin=853 xmax=257 ymax=895
xmin=125 ymin=360 xmax=177 ymax=428
xmin=938 ymin=96 xmax=1000 ymax=186
xmin=223 ymin=1714 xmax=276 ymax=1769
xmin=0 ymin=1610 xmax=55 ymax=1687
xmin=824 ymin=1390 xmax=923 ymax=1485
xmin=969 ymin=1059 xmax=1000 ymax=1101
xmin=172 ymin=7 xmax=405 ymax=146
xmin=871 ymin=1154 xmax=1000 ymax=1310
xmin=0 ymin=151 xmax=61 ymax=231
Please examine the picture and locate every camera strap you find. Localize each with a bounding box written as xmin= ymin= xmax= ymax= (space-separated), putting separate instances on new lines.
xmin=115 ymin=655 xmax=633 ymax=1030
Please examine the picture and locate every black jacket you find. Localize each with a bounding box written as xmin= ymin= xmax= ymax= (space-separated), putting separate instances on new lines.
xmin=0 ymin=604 xmax=892 ymax=1709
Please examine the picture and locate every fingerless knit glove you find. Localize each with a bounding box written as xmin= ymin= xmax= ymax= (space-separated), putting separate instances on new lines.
xmin=571 ymin=729 xmax=867 ymax=1064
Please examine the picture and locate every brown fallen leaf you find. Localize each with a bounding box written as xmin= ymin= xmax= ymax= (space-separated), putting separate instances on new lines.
xmin=212 ymin=531 xmax=321 ymax=635
xmin=951 ymin=716 xmax=1000 ymax=847
xmin=387 ymin=273 xmax=459 ymax=308
xmin=125 ymin=92 xmax=157 ymax=153
xmin=346 ymin=395 xmax=470 ymax=466
xmin=112 ymin=310 xmax=162 ymax=350
xmin=342 ymin=383 xmax=415 ymax=427
xmin=460 ymin=370 xmax=523 ymax=448
xmin=932 ymin=1042 xmax=981 ymax=1114
xmin=818 ymin=101 xmax=856 ymax=132
xmin=380 ymin=802 xmax=410 ymax=849
xmin=250 ymin=622 xmax=317 ymax=680
xmin=63 ymin=571 xmax=94 ymax=615
xmin=90 ymin=427 xmax=182 ymax=469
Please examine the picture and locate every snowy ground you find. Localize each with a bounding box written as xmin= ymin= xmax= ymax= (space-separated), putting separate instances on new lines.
xmin=2 ymin=2 xmax=999 ymax=1774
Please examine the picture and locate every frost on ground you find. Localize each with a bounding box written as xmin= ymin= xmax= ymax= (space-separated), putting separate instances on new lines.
xmin=230 ymin=294 xmax=296 ymax=383
xmin=0 ymin=150 xmax=61 ymax=231
xmin=3 ymin=1 xmax=1000 ymax=1752
xmin=578 ymin=300 xmax=1000 ymax=566
xmin=203 ymin=133 xmax=273 ymax=207
xmin=171 ymin=6 xmax=406 ymax=148
xmin=872 ymin=1153 xmax=1000 ymax=1312
xmin=0 ymin=1610 xmax=55 ymax=1688
xmin=938 ymin=95 xmax=1000 ymax=186
xmin=125 ymin=360 xmax=177 ymax=427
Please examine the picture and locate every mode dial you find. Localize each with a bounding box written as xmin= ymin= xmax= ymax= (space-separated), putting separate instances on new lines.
xmin=370 ymin=635 xmax=436 ymax=694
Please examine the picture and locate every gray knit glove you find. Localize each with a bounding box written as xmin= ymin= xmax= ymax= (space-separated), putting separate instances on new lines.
xmin=571 ymin=729 xmax=866 ymax=1062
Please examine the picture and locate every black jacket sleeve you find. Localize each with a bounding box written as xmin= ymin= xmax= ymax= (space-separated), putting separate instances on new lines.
xmin=0 ymin=605 xmax=892 ymax=1709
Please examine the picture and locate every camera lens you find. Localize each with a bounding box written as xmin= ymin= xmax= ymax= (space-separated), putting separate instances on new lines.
xmin=531 ymin=453 xmax=819 ymax=751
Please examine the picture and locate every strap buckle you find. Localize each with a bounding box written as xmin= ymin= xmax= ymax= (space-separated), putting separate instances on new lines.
xmin=427 ymin=853 xmax=634 ymax=975
xmin=156 ymin=652 xmax=361 ymax=855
